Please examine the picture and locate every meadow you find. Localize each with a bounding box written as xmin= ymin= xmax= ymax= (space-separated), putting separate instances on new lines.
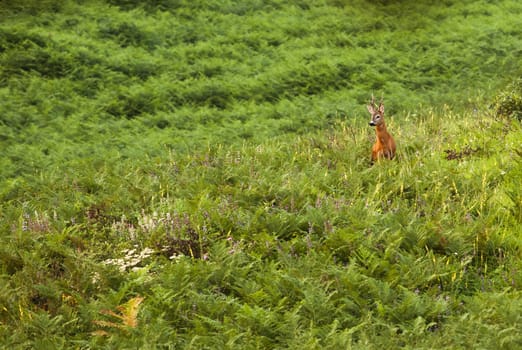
xmin=0 ymin=0 xmax=521 ymax=348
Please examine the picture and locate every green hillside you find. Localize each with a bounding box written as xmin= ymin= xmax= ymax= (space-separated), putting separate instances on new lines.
xmin=1 ymin=0 xmax=521 ymax=348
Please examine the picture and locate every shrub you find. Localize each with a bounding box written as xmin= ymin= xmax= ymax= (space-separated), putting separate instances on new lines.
xmin=492 ymin=78 xmax=522 ymax=121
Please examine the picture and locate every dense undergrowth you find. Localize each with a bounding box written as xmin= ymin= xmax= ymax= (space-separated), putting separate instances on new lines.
xmin=1 ymin=0 xmax=522 ymax=348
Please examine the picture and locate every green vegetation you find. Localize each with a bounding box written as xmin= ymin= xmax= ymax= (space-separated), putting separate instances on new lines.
xmin=1 ymin=0 xmax=521 ymax=348
xmin=493 ymin=78 xmax=522 ymax=121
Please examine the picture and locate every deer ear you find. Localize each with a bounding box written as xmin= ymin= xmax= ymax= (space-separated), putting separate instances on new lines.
xmin=378 ymin=103 xmax=384 ymax=114
xmin=367 ymin=104 xmax=374 ymax=114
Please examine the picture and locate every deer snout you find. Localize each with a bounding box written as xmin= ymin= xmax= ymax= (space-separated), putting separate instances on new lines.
xmin=369 ymin=121 xmax=376 ymax=126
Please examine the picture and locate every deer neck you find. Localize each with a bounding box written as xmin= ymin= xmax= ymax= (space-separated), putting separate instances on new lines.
xmin=375 ymin=122 xmax=388 ymax=135
xmin=375 ymin=123 xmax=390 ymax=143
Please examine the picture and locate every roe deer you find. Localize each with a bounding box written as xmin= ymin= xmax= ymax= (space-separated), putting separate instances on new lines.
xmin=368 ymin=95 xmax=396 ymax=162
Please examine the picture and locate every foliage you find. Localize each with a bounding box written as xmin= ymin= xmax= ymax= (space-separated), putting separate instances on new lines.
xmin=92 ymin=296 xmax=144 ymax=336
xmin=0 ymin=0 xmax=521 ymax=349
xmin=492 ymin=78 xmax=522 ymax=121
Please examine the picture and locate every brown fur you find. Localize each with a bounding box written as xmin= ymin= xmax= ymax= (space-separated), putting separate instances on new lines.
xmin=367 ymin=96 xmax=396 ymax=162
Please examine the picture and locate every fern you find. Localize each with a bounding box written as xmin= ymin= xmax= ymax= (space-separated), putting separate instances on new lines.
xmin=92 ymin=296 xmax=144 ymax=336
xmin=0 ymin=0 xmax=522 ymax=348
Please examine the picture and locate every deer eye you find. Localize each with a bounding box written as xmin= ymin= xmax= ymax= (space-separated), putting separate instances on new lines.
xmin=375 ymin=115 xmax=381 ymax=119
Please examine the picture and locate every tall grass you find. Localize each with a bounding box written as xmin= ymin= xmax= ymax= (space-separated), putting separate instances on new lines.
xmin=1 ymin=0 xmax=521 ymax=176
xmin=1 ymin=107 xmax=521 ymax=348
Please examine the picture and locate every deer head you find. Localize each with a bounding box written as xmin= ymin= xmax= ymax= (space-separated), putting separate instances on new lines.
xmin=367 ymin=95 xmax=385 ymax=127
